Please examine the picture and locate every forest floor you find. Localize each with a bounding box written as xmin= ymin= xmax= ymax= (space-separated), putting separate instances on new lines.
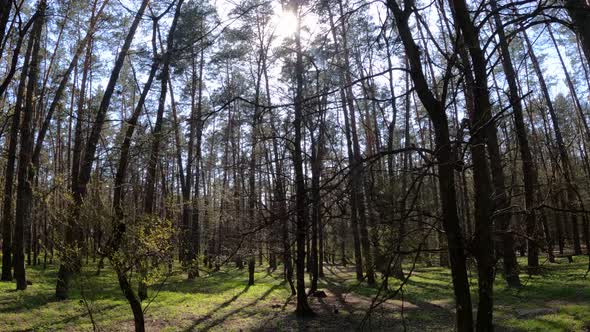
xmin=0 ymin=256 xmax=589 ymax=331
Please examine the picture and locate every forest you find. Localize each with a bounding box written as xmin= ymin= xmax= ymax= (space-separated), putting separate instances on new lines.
xmin=0 ymin=0 xmax=590 ymax=330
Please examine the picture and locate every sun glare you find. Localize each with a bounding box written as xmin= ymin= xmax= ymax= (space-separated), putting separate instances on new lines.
xmin=274 ymin=8 xmax=298 ymax=38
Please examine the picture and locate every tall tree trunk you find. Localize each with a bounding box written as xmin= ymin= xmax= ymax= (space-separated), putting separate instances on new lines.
xmin=107 ymin=17 xmax=158 ymax=324
xmin=169 ymin=76 xmax=192 ymax=275
xmin=141 ymin=0 xmax=183 ymax=300
xmin=491 ymin=0 xmax=530 ymax=283
xmin=14 ymin=0 xmax=45 ymax=291
xmin=32 ymin=0 xmax=107 ymax=171
xmin=0 ymin=0 xmax=12 ymax=60
xmin=450 ymin=0 xmax=498 ymax=328
xmin=547 ymin=25 xmax=586 ymax=255
xmin=56 ymin=32 xmax=92 ymax=298
xmin=387 ymin=1 xmax=473 ymax=330
xmin=565 ymin=0 xmax=590 ymax=66
xmin=0 ymin=11 xmax=38 ymax=99
xmin=266 ymin=64 xmax=295 ymax=293
xmin=337 ymin=0 xmax=375 ymax=286
xmin=1 ymin=4 xmax=36 ymax=283
xmin=326 ymin=3 xmax=363 ymax=282
xmin=56 ymin=0 xmax=150 ymax=301
xmin=308 ymin=71 xmax=326 ymax=293
xmin=522 ymin=29 xmax=582 ymax=257
xmin=293 ymin=1 xmax=314 ymax=317
xmin=384 ymin=25 xmax=405 ymax=278
xmin=246 ymin=13 xmax=269 ymax=285
xmin=398 ymin=62 xmax=413 ymax=280
xmin=187 ymin=45 xmax=206 ymax=279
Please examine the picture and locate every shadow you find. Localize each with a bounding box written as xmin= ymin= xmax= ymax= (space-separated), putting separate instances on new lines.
xmin=249 ymin=293 xmax=295 ymax=331
xmin=321 ymin=265 xmax=457 ymax=330
xmin=158 ymin=269 xmax=252 ymax=295
xmin=409 ymin=269 xmax=453 ymax=282
xmin=24 ymin=303 xmax=120 ymax=331
xmin=186 ymin=283 xmax=281 ymax=332
xmin=331 ymin=265 xmax=356 ymax=278
xmin=319 ymin=276 xmax=363 ymax=315
xmin=404 ymin=278 xmax=453 ymax=296
xmin=324 ymin=265 xmax=349 ymax=284
xmin=495 ymin=315 xmax=579 ymax=332
xmin=183 ymin=283 xmax=251 ymax=330
xmin=0 ymin=285 xmax=61 ymax=314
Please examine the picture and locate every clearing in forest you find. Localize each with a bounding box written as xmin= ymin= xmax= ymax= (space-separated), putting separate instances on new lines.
xmin=1 ymin=257 xmax=589 ymax=331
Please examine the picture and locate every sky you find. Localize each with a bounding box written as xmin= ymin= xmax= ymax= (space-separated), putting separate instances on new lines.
xmin=93 ymin=0 xmax=582 ymax=132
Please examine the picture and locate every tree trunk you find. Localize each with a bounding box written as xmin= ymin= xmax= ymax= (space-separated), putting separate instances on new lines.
xmin=308 ymin=72 xmax=326 ymax=293
xmin=269 ymin=103 xmax=295 ymax=294
xmin=337 ymin=0 xmax=375 ymax=286
xmin=326 ymin=3 xmax=363 ymax=282
xmin=384 ymin=27 xmax=405 ymax=278
xmin=56 ymin=0 xmax=149 ymax=301
xmin=32 ymin=0 xmax=107 ymax=171
xmin=0 ymin=0 xmax=11 ymax=59
xmin=0 ymin=12 xmax=38 ymax=99
xmin=293 ymin=2 xmax=314 ymax=317
xmin=450 ymin=0 xmax=499 ymax=328
xmin=523 ymin=28 xmax=583 ymax=257
xmin=14 ymin=0 xmax=45 ymax=290
xmin=188 ymin=45 xmax=206 ymax=280
xmin=547 ymin=25 xmax=586 ymax=255
xmin=141 ymin=0 xmax=183 ymax=300
xmin=566 ymin=0 xmax=590 ymax=66
xmin=1 ymin=2 xmax=40 ymax=283
xmin=116 ymin=269 xmax=145 ymax=332
xmin=491 ymin=0 xmax=530 ymax=282
xmin=387 ymin=1 xmax=473 ymax=330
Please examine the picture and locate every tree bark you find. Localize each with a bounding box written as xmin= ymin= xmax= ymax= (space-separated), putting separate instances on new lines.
xmin=187 ymin=44 xmax=205 ymax=279
xmin=293 ymin=0 xmax=314 ymax=317
xmin=14 ymin=0 xmax=46 ymax=291
xmin=32 ymin=0 xmax=107 ymax=169
xmin=1 ymin=4 xmax=36 ymax=283
xmin=56 ymin=0 xmax=150 ymax=301
xmin=0 ymin=0 xmax=12 ymax=60
xmin=491 ymin=0 xmax=530 ymax=281
xmin=450 ymin=0 xmax=498 ymax=328
xmin=0 ymin=12 xmax=38 ymax=99
xmin=522 ymin=28 xmax=582 ymax=257
xmin=547 ymin=25 xmax=586 ymax=255
xmin=337 ymin=0 xmax=375 ymax=286
xmin=387 ymin=1 xmax=473 ymax=330
xmin=565 ymin=0 xmax=590 ymax=66
xmin=326 ymin=3 xmax=363 ymax=282
xmin=308 ymin=70 xmax=326 ymax=293
xmin=141 ymin=0 xmax=183 ymax=300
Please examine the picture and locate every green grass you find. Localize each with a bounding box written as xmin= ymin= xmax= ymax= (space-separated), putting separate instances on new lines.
xmin=0 ymin=256 xmax=589 ymax=331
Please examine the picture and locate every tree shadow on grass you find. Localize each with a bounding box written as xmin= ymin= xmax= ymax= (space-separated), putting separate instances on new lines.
xmin=319 ymin=276 xmax=360 ymax=315
xmin=253 ymin=293 xmax=295 ymax=327
xmin=185 ymin=282 xmax=282 ymax=331
xmin=182 ymin=283 xmax=250 ymax=331
xmin=322 ymin=265 xmax=359 ymax=290
xmin=493 ymin=315 xmax=580 ymax=332
xmin=0 ymin=288 xmax=60 ymax=314
xmin=159 ymin=269 xmax=253 ymax=295
xmin=329 ymin=265 xmax=357 ymax=279
xmin=24 ymin=303 xmax=121 ymax=331
xmin=319 ymin=266 xmax=457 ymax=330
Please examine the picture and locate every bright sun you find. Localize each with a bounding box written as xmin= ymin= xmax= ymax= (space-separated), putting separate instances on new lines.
xmin=274 ymin=8 xmax=298 ymax=38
